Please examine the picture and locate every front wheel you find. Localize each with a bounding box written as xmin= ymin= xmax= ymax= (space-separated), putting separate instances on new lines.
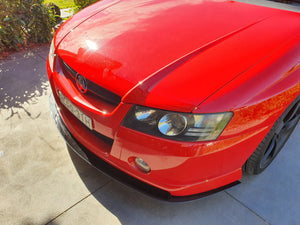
xmin=244 ymin=96 xmax=300 ymax=175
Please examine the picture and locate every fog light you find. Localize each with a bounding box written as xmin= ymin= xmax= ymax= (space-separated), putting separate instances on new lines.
xmin=135 ymin=157 xmax=151 ymax=173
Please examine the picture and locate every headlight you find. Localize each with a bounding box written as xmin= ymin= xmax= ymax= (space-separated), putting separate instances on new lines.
xmin=122 ymin=105 xmax=233 ymax=142
xmin=49 ymin=39 xmax=55 ymax=72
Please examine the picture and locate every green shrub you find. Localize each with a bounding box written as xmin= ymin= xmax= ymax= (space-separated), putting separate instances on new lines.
xmin=74 ymin=0 xmax=98 ymax=11
xmin=27 ymin=1 xmax=56 ymax=43
xmin=0 ymin=0 xmax=56 ymax=52
xmin=0 ymin=0 xmax=24 ymax=51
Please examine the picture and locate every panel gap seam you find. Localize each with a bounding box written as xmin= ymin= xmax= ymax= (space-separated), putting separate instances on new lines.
xmin=37 ymin=53 xmax=48 ymax=62
xmin=225 ymin=191 xmax=271 ymax=225
xmin=45 ymin=180 xmax=112 ymax=225
xmin=38 ymin=135 xmax=58 ymax=152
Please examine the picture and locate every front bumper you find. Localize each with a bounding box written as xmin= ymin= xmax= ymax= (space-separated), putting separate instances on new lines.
xmin=49 ymin=93 xmax=241 ymax=201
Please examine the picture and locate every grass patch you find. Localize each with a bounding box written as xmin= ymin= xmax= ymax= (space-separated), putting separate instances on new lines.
xmin=43 ymin=0 xmax=75 ymax=9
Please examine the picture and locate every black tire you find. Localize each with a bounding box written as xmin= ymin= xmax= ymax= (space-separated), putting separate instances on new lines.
xmin=244 ymin=95 xmax=300 ymax=175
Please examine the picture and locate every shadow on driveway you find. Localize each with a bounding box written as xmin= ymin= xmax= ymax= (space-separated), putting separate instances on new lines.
xmin=0 ymin=44 xmax=49 ymax=120
xmin=66 ymin=147 xmax=270 ymax=225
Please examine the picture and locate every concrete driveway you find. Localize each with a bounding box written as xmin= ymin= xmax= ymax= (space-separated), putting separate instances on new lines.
xmin=1 ymin=1 xmax=300 ymax=225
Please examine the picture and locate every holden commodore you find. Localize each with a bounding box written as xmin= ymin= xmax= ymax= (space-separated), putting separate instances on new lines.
xmin=47 ymin=0 xmax=300 ymax=201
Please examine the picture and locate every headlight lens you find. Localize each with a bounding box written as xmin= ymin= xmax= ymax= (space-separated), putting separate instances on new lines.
xmin=158 ymin=113 xmax=187 ymax=136
xmin=49 ymin=39 xmax=55 ymax=72
xmin=122 ymin=105 xmax=233 ymax=142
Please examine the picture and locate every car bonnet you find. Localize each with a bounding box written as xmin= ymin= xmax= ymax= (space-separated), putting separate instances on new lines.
xmin=55 ymin=0 xmax=300 ymax=112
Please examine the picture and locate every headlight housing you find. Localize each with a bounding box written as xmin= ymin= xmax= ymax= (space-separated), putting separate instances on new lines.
xmin=122 ymin=105 xmax=233 ymax=142
xmin=49 ymin=39 xmax=55 ymax=72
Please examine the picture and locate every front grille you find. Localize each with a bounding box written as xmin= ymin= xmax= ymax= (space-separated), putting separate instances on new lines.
xmin=59 ymin=57 xmax=122 ymax=106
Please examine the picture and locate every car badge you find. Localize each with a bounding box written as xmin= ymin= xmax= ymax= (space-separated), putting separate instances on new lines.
xmin=75 ymin=74 xmax=88 ymax=93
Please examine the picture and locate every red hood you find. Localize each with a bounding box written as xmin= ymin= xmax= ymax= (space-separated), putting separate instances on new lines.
xmin=56 ymin=0 xmax=300 ymax=112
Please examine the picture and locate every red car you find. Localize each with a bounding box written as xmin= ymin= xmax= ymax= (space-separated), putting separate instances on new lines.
xmin=47 ymin=0 xmax=300 ymax=201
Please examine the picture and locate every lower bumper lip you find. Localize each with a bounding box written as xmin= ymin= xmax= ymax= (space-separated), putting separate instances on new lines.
xmin=49 ymin=93 xmax=240 ymax=202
